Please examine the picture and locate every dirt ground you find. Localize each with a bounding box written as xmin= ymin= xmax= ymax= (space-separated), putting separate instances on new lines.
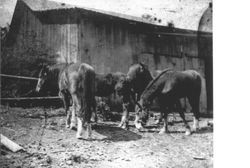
xmin=0 ymin=105 xmax=213 ymax=168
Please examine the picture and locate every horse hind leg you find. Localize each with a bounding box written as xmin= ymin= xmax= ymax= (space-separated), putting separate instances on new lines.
xmin=70 ymin=94 xmax=79 ymax=130
xmin=188 ymin=95 xmax=200 ymax=133
xmin=176 ymin=100 xmax=191 ymax=135
xmin=119 ymin=102 xmax=130 ymax=130
xmin=75 ymin=95 xmax=85 ymax=139
xmin=60 ymin=91 xmax=71 ymax=128
xmin=76 ymin=117 xmax=84 ymax=139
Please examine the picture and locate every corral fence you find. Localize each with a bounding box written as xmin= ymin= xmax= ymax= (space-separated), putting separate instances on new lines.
xmin=0 ymin=73 xmax=62 ymax=107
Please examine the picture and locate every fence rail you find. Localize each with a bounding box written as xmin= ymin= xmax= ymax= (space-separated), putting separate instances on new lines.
xmin=0 ymin=96 xmax=60 ymax=100
xmin=1 ymin=74 xmax=60 ymax=101
xmin=0 ymin=74 xmax=39 ymax=80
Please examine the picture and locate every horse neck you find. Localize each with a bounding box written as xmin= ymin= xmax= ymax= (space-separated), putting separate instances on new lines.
xmin=141 ymin=70 xmax=170 ymax=102
xmin=141 ymin=81 xmax=160 ymax=103
xmin=132 ymin=70 xmax=153 ymax=94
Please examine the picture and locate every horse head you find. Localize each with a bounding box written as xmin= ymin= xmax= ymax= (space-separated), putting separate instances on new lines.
xmin=115 ymin=75 xmax=131 ymax=96
xmin=127 ymin=62 xmax=153 ymax=94
xmin=36 ymin=64 xmax=50 ymax=92
xmin=105 ymin=73 xmax=115 ymax=86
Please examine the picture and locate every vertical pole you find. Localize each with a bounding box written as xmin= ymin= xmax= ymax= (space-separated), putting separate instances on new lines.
xmin=0 ymin=28 xmax=1 ymax=152
xmin=181 ymin=45 xmax=187 ymax=112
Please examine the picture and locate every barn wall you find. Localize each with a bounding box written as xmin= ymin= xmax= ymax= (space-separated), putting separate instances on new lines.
xmin=12 ymin=2 xmax=43 ymax=54
xmin=78 ymin=17 xmax=134 ymax=73
xmin=42 ymin=23 xmax=78 ymax=63
xmin=10 ymin=4 xmax=78 ymax=64
xmin=78 ymin=18 xmax=207 ymax=112
xmin=7 ymin=4 xmax=208 ymax=112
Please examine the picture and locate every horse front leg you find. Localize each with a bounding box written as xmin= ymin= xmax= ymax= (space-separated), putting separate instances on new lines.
xmin=159 ymin=101 xmax=171 ymax=134
xmin=86 ymin=105 xmax=93 ymax=139
xmin=70 ymin=94 xmax=78 ymax=130
xmin=91 ymin=97 xmax=98 ymax=123
xmin=119 ymin=102 xmax=130 ymax=130
xmin=134 ymin=106 xmax=141 ymax=129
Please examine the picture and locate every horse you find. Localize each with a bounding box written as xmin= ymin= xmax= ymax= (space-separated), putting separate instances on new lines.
xmin=115 ymin=63 xmax=153 ymax=129
xmin=35 ymin=63 xmax=70 ymax=95
xmin=137 ymin=69 xmax=202 ymax=135
xmin=36 ymin=64 xmax=125 ymax=125
xmin=94 ymin=72 xmax=126 ymax=120
xmin=36 ymin=63 xmax=79 ymax=126
xmin=59 ymin=62 xmax=96 ymax=139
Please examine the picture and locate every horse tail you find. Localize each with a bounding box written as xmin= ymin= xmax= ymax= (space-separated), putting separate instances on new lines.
xmin=185 ymin=70 xmax=202 ymax=97
xmin=79 ymin=64 xmax=96 ymax=121
xmin=195 ymin=71 xmax=202 ymax=97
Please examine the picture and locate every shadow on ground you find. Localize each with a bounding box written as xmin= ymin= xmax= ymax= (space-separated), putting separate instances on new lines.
xmin=93 ymin=123 xmax=142 ymax=142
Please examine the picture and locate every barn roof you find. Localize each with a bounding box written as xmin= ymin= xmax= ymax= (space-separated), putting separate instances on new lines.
xmin=20 ymin=0 xmax=212 ymax=31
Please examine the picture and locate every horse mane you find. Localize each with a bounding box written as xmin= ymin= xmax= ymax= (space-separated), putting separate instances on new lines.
xmin=141 ymin=68 xmax=173 ymax=98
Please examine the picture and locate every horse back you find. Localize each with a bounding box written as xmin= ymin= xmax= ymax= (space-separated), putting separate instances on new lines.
xmin=162 ymin=70 xmax=202 ymax=96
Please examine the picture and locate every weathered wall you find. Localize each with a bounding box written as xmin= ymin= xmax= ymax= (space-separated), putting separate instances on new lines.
xmin=9 ymin=2 xmax=78 ymax=64
xmin=7 ymin=3 xmax=209 ymax=112
xmin=78 ymin=17 xmax=207 ymax=112
xmin=198 ymin=3 xmax=213 ymax=113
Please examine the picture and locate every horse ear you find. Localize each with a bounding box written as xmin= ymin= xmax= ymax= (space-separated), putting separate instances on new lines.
xmin=139 ymin=62 xmax=147 ymax=72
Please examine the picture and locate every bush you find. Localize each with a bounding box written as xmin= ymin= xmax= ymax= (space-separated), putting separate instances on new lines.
xmin=1 ymin=37 xmax=57 ymax=98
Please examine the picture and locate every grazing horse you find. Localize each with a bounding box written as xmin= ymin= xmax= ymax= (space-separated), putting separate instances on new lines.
xmin=137 ymin=69 xmax=202 ymax=135
xmin=59 ymin=62 xmax=96 ymax=139
xmin=115 ymin=63 xmax=153 ymax=129
xmin=94 ymin=72 xmax=126 ymax=120
xmin=95 ymin=72 xmax=126 ymax=97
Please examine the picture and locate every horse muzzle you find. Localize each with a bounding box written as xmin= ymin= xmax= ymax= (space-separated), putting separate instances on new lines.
xmin=35 ymin=86 xmax=41 ymax=92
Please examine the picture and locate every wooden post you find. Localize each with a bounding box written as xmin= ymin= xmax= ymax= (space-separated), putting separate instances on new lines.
xmin=0 ymin=134 xmax=23 ymax=152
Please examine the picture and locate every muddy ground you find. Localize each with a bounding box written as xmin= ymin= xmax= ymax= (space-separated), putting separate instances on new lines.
xmin=0 ymin=105 xmax=213 ymax=168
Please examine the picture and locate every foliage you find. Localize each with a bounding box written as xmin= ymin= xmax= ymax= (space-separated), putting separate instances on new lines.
xmin=1 ymin=31 xmax=57 ymax=98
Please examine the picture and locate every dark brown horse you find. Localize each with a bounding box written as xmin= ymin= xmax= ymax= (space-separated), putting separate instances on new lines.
xmin=138 ymin=69 xmax=202 ymax=135
xmin=36 ymin=63 xmax=75 ymax=123
xmin=95 ymin=72 xmax=126 ymax=97
xmin=94 ymin=72 xmax=126 ymax=120
xmin=115 ymin=63 xmax=153 ymax=129
xmin=59 ymin=62 xmax=96 ymax=139
xmin=35 ymin=63 xmax=70 ymax=95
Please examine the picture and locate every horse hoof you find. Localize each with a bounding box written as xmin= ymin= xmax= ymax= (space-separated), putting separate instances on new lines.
xmin=135 ymin=122 xmax=143 ymax=130
xmin=70 ymin=125 xmax=76 ymax=130
xmin=118 ymin=123 xmax=123 ymax=128
xmin=159 ymin=129 xmax=167 ymax=134
xmin=76 ymin=135 xmax=83 ymax=139
xmin=121 ymin=125 xmax=128 ymax=130
xmin=87 ymin=136 xmax=92 ymax=140
xmin=192 ymin=127 xmax=199 ymax=133
xmin=66 ymin=125 xmax=70 ymax=128
xmin=185 ymin=130 xmax=192 ymax=136
xmin=154 ymin=120 xmax=161 ymax=125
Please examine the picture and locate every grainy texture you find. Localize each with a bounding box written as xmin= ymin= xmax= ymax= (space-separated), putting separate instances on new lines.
xmin=4 ymin=0 xmax=212 ymax=113
xmin=0 ymin=106 xmax=213 ymax=168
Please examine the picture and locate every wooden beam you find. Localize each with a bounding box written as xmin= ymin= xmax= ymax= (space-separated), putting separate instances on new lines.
xmin=0 ymin=134 xmax=23 ymax=152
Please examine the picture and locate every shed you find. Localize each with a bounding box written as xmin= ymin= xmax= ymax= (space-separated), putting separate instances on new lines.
xmin=4 ymin=0 xmax=212 ymax=113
